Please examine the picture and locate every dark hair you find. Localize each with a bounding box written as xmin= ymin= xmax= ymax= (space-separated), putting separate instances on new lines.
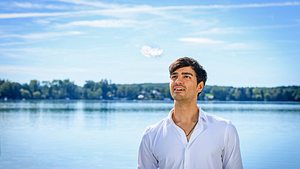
xmin=169 ymin=57 xmax=207 ymax=85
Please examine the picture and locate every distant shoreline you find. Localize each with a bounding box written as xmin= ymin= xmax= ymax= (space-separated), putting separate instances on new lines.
xmin=1 ymin=99 xmax=300 ymax=104
xmin=1 ymin=79 xmax=299 ymax=101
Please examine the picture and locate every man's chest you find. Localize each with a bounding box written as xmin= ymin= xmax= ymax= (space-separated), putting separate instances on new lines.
xmin=152 ymin=128 xmax=224 ymax=168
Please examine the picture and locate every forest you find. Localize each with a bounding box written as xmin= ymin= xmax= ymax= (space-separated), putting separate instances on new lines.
xmin=0 ymin=79 xmax=299 ymax=101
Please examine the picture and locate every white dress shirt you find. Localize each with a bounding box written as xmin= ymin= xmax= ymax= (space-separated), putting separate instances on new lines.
xmin=138 ymin=108 xmax=243 ymax=169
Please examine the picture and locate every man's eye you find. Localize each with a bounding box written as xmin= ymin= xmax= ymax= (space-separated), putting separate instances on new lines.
xmin=171 ymin=76 xmax=177 ymax=79
xmin=184 ymin=75 xmax=191 ymax=79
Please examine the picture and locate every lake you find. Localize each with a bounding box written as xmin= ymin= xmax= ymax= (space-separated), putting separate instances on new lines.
xmin=1 ymin=100 xmax=300 ymax=169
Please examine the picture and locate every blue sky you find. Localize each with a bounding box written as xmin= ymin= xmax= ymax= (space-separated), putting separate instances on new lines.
xmin=0 ymin=0 xmax=299 ymax=87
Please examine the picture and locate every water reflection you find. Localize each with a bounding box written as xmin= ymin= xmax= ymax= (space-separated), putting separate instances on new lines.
xmin=1 ymin=100 xmax=300 ymax=169
xmin=1 ymin=98 xmax=299 ymax=115
xmin=0 ymin=100 xmax=78 ymax=113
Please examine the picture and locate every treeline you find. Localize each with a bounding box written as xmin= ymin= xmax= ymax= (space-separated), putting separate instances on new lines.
xmin=0 ymin=79 xmax=299 ymax=101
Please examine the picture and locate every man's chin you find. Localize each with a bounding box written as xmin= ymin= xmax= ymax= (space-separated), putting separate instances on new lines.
xmin=172 ymin=94 xmax=185 ymax=101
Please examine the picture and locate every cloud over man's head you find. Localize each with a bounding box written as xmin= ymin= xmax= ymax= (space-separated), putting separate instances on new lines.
xmin=140 ymin=45 xmax=163 ymax=58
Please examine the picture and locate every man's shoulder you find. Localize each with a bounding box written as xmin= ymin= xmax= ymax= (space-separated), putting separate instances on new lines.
xmin=143 ymin=117 xmax=169 ymax=136
xmin=202 ymin=110 xmax=238 ymax=135
xmin=202 ymin=110 xmax=232 ymax=126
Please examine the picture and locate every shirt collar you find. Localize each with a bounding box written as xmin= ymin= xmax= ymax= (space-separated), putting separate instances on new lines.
xmin=199 ymin=108 xmax=208 ymax=122
xmin=168 ymin=106 xmax=207 ymax=123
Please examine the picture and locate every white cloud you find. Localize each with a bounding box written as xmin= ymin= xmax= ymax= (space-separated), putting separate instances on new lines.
xmin=59 ymin=19 xmax=138 ymax=28
xmin=179 ymin=37 xmax=224 ymax=45
xmin=0 ymin=41 xmax=29 ymax=47
xmin=194 ymin=27 xmax=242 ymax=35
xmin=193 ymin=24 xmax=300 ymax=35
xmin=224 ymin=43 xmax=253 ymax=50
xmin=156 ymin=2 xmax=300 ymax=10
xmin=12 ymin=2 xmax=67 ymax=10
xmin=34 ymin=19 xmax=52 ymax=25
xmin=4 ymin=31 xmax=84 ymax=40
xmin=57 ymin=0 xmax=124 ymax=8
xmin=58 ymin=1 xmax=300 ymax=10
xmin=1 ymin=2 xmax=300 ymax=19
xmin=140 ymin=45 xmax=163 ymax=57
xmin=0 ymin=65 xmax=87 ymax=77
xmin=0 ymin=47 xmax=71 ymax=61
xmin=0 ymin=12 xmax=69 ymax=19
xmin=179 ymin=37 xmax=254 ymax=50
xmin=226 ymin=2 xmax=300 ymax=9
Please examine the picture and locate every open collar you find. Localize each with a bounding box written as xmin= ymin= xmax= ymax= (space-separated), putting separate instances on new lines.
xmin=168 ymin=106 xmax=207 ymax=124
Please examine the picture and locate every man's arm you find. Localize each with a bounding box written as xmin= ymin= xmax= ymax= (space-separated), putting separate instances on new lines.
xmin=138 ymin=130 xmax=158 ymax=169
xmin=222 ymin=122 xmax=243 ymax=169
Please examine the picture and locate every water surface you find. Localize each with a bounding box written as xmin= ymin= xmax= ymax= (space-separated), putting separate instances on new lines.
xmin=1 ymin=100 xmax=300 ymax=169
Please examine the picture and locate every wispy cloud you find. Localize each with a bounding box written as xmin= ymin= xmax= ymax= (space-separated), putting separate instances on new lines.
xmin=156 ymin=2 xmax=300 ymax=10
xmin=57 ymin=1 xmax=300 ymax=10
xmin=22 ymin=31 xmax=83 ymax=40
xmin=222 ymin=1 xmax=300 ymax=9
xmin=224 ymin=43 xmax=253 ymax=50
xmin=57 ymin=0 xmax=125 ymax=8
xmin=1 ymin=2 xmax=300 ymax=19
xmin=12 ymin=2 xmax=67 ymax=10
xmin=192 ymin=23 xmax=300 ymax=36
xmin=0 ymin=47 xmax=71 ymax=60
xmin=179 ymin=37 xmax=254 ymax=50
xmin=193 ymin=28 xmax=242 ymax=35
xmin=0 ymin=8 xmax=156 ymax=19
xmin=0 ymin=65 xmax=87 ymax=76
xmin=179 ymin=38 xmax=224 ymax=45
xmin=59 ymin=19 xmax=138 ymax=28
xmin=0 ymin=65 xmax=101 ymax=86
xmin=0 ymin=41 xmax=30 ymax=47
xmin=0 ymin=31 xmax=84 ymax=40
xmin=0 ymin=12 xmax=69 ymax=19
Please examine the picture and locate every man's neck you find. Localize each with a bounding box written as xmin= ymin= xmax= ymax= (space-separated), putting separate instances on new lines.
xmin=173 ymin=100 xmax=199 ymax=123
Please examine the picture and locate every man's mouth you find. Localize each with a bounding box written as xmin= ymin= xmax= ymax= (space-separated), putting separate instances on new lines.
xmin=174 ymin=86 xmax=185 ymax=92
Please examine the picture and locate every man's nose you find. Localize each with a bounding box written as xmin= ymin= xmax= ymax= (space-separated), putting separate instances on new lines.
xmin=175 ymin=76 xmax=183 ymax=85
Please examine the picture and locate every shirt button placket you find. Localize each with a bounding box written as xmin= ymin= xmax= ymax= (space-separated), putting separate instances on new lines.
xmin=184 ymin=144 xmax=190 ymax=169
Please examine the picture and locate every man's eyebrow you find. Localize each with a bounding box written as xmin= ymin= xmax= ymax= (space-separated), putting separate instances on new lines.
xmin=171 ymin=72 xmax=194 ymax=76
xmin=182 ymin=72 xmax=193 ymax=76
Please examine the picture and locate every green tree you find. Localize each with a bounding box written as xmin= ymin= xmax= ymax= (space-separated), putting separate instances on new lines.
xmin=20 ymin=88 xmax=31 ymax=99
xmin=29 ymin=80 xmax=40 ymax=94
xmin=83 ymin=81 xmax=102 ymax=99
xmin=0 ymin=81 xmax=22 ymax=99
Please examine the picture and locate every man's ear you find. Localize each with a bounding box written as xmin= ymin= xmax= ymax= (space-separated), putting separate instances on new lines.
xmin=197 ymin=81 xmax=204 ymax=94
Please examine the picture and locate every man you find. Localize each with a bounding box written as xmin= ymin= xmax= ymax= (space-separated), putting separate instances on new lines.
xmin=138 ymin=57 xmax=243 ymax=169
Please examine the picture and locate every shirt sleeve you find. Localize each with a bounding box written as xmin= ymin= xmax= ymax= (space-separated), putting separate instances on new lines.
xmin=138 ymin=129 xmax=159 ymax=169
xmin=222 ymin=122 xmax=243 ymax=169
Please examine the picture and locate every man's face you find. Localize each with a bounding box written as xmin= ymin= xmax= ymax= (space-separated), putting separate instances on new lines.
xmin=169 ymin=66 xmax=203 ymax=101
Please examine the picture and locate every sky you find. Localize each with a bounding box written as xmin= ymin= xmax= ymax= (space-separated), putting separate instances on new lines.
xmin=0 ymin=0 xmax=299 ymax=87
